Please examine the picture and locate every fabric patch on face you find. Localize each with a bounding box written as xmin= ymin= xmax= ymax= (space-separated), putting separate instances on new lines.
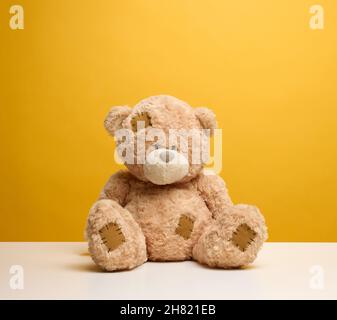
xmin=231 ymin=223 xmax=257 ymax=252
xmin=175 ymin=215 xmax=195 ymax=240
xmin=131 ymin=112 xmax=152 ymax=132
xmin=99 ymin=222 xmax=125 ymax=252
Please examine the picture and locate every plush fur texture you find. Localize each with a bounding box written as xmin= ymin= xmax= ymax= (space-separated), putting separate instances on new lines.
xmin=87 ymin=95 xmax=268 ymax=271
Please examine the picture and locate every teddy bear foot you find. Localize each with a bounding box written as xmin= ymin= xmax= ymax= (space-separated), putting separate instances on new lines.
xmin=192 ymin=204 xmax=268 ymax=268
xmin=87 ymin=199 xmax=147 ymax=271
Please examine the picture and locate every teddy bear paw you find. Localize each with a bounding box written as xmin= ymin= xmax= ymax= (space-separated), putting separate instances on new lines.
xmin=87 ymin=199 xmax=147 ymax=271
xmin=192 ymin=205 xmax=267 ymax=268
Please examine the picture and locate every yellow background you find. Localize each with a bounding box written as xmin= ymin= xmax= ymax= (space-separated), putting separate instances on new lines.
xmin=1 ymin=0 xmax=336 ymax=241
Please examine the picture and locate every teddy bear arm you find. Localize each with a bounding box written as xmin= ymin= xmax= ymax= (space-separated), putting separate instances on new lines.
xmin=84 ymin=170 xmax=132 ymax=241
xmin=197 ymin=173 xmax=233 ymax=220
xmin=98 ymin=170 xmax=131 ymax=206
xmin=194 ymin=173 xmax=268 ymax=268
xmin=87 ymin=171 xmax=147 ymax=271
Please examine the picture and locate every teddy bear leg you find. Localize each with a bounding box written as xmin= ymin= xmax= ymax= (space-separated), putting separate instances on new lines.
xmin=193 ymin=204 xmax=267 ymax=268
xmin=87 ymin=199 xmax=147 ymax=271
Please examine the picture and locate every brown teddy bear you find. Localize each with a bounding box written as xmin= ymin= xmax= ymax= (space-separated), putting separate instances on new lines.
xmin=87 ymin=95 xmax=267 ymax=271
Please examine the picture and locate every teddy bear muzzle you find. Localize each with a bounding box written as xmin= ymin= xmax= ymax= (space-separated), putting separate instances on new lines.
xmin=143 ymin=148 xmax=189 ymax=185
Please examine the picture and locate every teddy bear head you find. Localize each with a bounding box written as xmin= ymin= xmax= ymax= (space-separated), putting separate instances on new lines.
xmin=104 ymin=95 xmax=217 ymax=185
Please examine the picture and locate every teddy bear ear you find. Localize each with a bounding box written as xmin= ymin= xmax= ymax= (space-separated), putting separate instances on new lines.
xmin=195 ymin=107 xmax=217 ymax=135
xmin=104 ymin=106 xmax=132 ymax=136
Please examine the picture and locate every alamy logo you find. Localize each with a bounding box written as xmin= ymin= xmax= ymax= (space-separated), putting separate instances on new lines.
xmin=9 ymin=5 xmax=24 ymax=30
xmin=114 ymin=125 xmax=223 ymax=174
xmin=309 ymin=5 xmax=324 ymax=30
xmin=9 ymin=265 xmax=24 ymax=290
xmin=6 ymin=5 xmax=325 ymax=31
xmin=309 ymin=265 xmax=325 ymax=290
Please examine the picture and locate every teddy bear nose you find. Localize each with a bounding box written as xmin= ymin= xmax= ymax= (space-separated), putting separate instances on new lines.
xmin=144 ymin=148 xmax=189 ymax=185
xmin=159 ymin=150 xmax=175 ymax=163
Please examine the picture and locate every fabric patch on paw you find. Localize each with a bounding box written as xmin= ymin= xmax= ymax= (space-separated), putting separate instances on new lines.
xmin=99 ymin=223 xmax=126 ymax=252
xmin=175 ymin=215 xmax=195 ymax=240
xmin=131 ymin=112 xmax=152 ymax=132
xmin=231 ymin=223 xmax=257 ymax=252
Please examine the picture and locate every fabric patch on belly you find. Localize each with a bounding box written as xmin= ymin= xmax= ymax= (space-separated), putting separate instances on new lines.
xmin=175 ymin=215 xmax=195 ymax=240
xmin=99 ymin=222 xmax=125 ymax=252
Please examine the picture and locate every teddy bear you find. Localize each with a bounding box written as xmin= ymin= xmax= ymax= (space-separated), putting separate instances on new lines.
xmin=86 ymin=95 xmax=267 ymax=271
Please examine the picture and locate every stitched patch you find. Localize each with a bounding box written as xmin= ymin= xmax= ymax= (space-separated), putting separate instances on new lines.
xmin=231 ymin=223 xmax=257 ymax=252
xmin=131 ymin=112 xmax=152 ymax=132
xmin=99 ymin=222 xmax=125 ymax=252
xmin=175 ymin=215 xmax=195 ymax=240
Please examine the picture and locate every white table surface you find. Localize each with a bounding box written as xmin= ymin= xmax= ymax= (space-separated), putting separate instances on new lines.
xmin=0 ymin=242 xmax=336 ymax=300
